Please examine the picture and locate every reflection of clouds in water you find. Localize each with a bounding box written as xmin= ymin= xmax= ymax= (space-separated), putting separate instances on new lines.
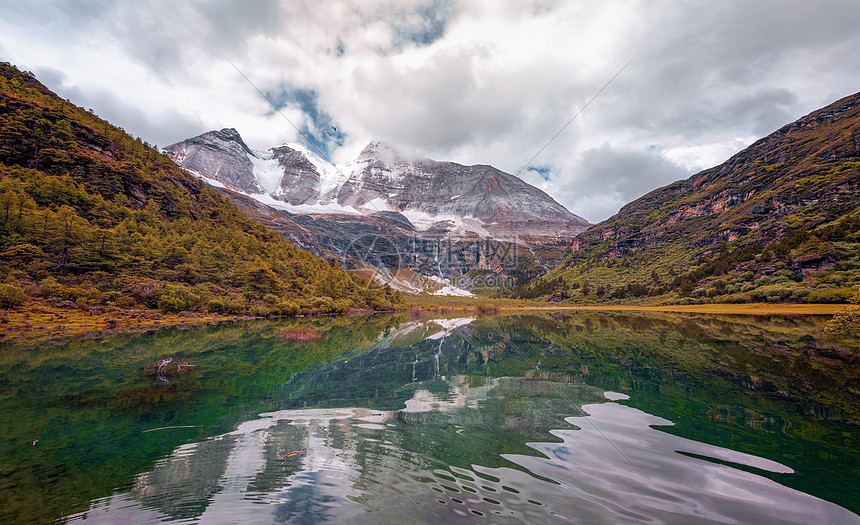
xmin=402 ymin=376 xmax=500 ymax=413
xmin=67 ymin=380 xmax=858 ymax=524
xmin=504 ymin=403 xmax=854 ymax=524
xmin=602 ymin=391 xmax=630 ymax=401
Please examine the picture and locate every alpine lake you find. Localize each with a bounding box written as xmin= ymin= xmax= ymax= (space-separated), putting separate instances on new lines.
xmin=1 ymin=310 xmax=858 ymax=524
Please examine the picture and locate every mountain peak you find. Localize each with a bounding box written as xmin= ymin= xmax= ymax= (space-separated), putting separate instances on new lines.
xmin=207 ymin=128 xmax=251 ymax=152
xmin=363 ymin=139 xmax=399 ymax=151
xmin=216 ymin=127 xmax=241 ymax=139
xmin=357 ymin=140 xmax=434 ymax=166
xmin=167 ymin=130 xmax=590 ymax=240
xmin=359 ymin=140 xmax=403 ymax=158
xmin=352 ymin=140 xmax=408 ymax=170
xmin=164 ymin=128 xmax=261 ymax=193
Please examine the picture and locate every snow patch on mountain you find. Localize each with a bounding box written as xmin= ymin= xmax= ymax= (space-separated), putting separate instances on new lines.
xmin=184 ymin=168 xmax=226 ymax=189
xmin=431 ymin=285 xmax=473 ymax=297
xmin=401 ymin=209 xmax=490 ymax=236
xmin=246 ymin=192 xmax=363 ymax=215
xmin=367 ymin=267 xmax=474 ymax=297
xmin=360 ymin=197 xmax=394 ymax=213
xmin=425 ymin=275 xmax=474 ymax=297
xmin=248 ymin=150 xmax=283 ymax=194
xmin=283 ymin=142 xmax=349 ymax=198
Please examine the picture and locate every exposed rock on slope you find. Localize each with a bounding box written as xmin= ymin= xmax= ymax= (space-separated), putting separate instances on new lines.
xmin=213 ymin=185 xmax=558 ymax=290
xmin=166 ymin=128 xmax=263 ymax=194
xmin=581 ymin=92 xmax=860 ymax=258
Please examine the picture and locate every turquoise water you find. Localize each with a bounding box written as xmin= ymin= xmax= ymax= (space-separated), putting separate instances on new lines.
xmin=0 ymin=312 xmax=857 ymax=523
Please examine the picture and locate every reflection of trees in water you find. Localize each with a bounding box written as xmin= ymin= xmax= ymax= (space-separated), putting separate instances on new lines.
xmin=506 ymin=311 xmax=858 ymax=424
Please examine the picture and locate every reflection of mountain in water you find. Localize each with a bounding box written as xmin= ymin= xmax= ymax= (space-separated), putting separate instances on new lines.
xmin=71 ymin=373 xmax=593 ymax=523
xmin=70 ymin=319 xmax=857 ymax=524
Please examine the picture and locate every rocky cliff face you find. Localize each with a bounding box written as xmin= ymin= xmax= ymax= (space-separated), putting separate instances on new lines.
xmin=271 ymin=145 xmax=321 ymax=204
xmin=212 ymin=185 xmax=570 ymax=289
xmin=164 ymin=133 xmax=589 ymax=242
xmin=165 ymin=128 xmax=263 ymax=194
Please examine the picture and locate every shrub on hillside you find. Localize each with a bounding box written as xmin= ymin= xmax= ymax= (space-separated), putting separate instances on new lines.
xmin=275 ymin=301 xmax=302 ymax=316
xmin=806 ymin=287 xmax=857 ymax=304
xmin=156 ymin=284 xmax=200 ymax=313
xmin=748 ymin=283 xmax=808 ymax=303
xmin=40 ymin=277 xmax=83 ymax=302
xmin=310 ymin=296 xmax=339 ymax=314
xmin=0 ymin=283 xmax=26 ymax=308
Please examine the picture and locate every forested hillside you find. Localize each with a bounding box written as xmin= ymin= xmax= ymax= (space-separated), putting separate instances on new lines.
xmin=518 ymin=91 xmax=860 ymax=305
xmin=0 ymin=62 xmax=400 ymax=316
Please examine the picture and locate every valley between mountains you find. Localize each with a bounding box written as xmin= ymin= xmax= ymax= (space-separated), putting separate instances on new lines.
xmin=163 ymin=128 xmax=589 ymax=296
xmin=1 ymin=61 xmax=859 ymax=340
xmin=163 ymin=93 xmax=860 ymax=312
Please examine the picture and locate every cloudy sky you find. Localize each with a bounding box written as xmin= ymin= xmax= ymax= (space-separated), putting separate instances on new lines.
xmin=2 ymin=0 xmax=859 ymax=222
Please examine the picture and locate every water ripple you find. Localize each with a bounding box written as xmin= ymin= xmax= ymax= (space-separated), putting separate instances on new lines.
xmin=64 ymin=380 xmax=859 ymax=524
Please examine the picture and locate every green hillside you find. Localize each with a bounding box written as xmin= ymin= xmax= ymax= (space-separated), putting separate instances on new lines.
xmin=518 ymin=92 xmax=860 ymax=305
xmin=0 ymin=62 xmax=400 ymax=315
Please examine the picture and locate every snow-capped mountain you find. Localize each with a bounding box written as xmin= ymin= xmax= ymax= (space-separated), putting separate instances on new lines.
xmin=335 ymin=141 xmax=589 ymax=238
xmin=164 ymin=128 xmax=590 ymax=240
xmin=164 ymin=128 xmax=339 ymax=207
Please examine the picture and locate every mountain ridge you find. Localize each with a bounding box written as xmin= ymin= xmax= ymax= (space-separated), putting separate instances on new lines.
xmin=582 ymin=91 xmax=860 ymax=254
xmin=164 ymin=130 xmax=590 ymax=241
xmin=518 ymin=91 xmax=860 ymax=304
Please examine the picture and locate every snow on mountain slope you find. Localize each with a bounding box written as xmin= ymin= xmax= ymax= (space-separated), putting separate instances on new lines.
xmin=283 ymin=142 xmax=350 ymax=198
xmin=242 ymin=191 xmax=363 ymax=216
xmin=367 ymin=267 xmax=474 ymax=297
xmin=164 ymin=129 xmax=590 ymax=240
xmin=333 ymin=141 xmax=590 ymax=238
xmin=401 ymin=209 xmax=491 ymax=237
xmin=248 ymin=149 xmax=283 ymax=194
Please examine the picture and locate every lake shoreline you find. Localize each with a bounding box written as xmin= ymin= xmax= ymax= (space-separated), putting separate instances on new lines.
xmin=0 ymin=298 xmax=239 ymax=345
xmin=1 ymin=297 xmax=845 ymax=346
xmin=511 ymin=303 xmax=845 ymax=315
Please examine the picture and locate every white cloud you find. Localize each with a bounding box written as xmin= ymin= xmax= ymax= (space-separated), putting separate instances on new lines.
xmin=2 ymin=0 xmax=860 ymax=221
xmin=663 ymin=138 xmax=758 ymax=175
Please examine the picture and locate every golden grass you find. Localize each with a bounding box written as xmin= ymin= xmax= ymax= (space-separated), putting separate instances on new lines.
xmin=1 ymin=296 xmax=842 ymax=346
xmin=402 ymin=293 xmax=843 ymax=316
xmin=518 ymin=303 xmax=845 ymax=315
xmin=0 ymin=299 xmax=239 ymax=345
xmin=402 ymin=293 xmax=542 ymax=309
